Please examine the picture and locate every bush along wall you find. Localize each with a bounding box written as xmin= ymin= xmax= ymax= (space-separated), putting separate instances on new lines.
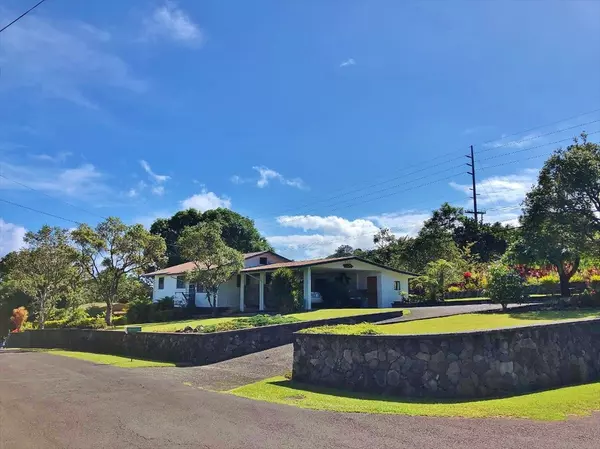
xmin=292 ymin=318 xmax=600 ymax=399
xmin=6 ymin=310 xmax=403 ymax=366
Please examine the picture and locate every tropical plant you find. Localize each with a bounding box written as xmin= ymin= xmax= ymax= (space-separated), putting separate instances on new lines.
xmin=271 ymin=268 xmax=302 ymax=313
xmin=418 ymin=259 xmax=463 ymax=301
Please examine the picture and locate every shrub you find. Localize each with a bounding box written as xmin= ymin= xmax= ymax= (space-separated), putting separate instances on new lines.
xmin=570 ymin=272 xmax=585 ymax=283
xmin=68 ymin=317 xmax=107 ymax=329
xmin=194 ymin=314 xmax=300 ymax=333
xmin=10 ymin=307 xmax=29 ymax=332
xmin=271 ymin=268 xmax=302 ymax=313
xmin=112 ymin=315 xmax=127 ymax=326
xmin=84 ymin=305 xmax=106 ymax=318
xmin=299 ymin=323 xmax=381 ymax=335
xmin=486 ymin=264 xmax=528 ymax=311
xmin=126 ymin=297 xmax=154 ymax=324
xmin=447 ymin=286 xmax=461 ymax=293
xmin=155 ymin=296 xmax=175 ymax=311
xmin=589 ymin=274 xmax=600 ymax=290
xmin=44 ymin=319 xmax=68 ymax=329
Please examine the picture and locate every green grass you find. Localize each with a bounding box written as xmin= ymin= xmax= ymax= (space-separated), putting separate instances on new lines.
xmin=41 ymin=349 xmax=175 ymax=368
xmin=301 ymin=309 xmax=600 ymax=335
xmin=115 ymin=308 xmax=405 ymax=333
xmin=229 ymin=376 xmax=600 ymax=421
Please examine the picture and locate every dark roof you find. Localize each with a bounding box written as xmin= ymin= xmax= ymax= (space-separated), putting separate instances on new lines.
xmin=241 ymin=256 xmax=419 ymax=277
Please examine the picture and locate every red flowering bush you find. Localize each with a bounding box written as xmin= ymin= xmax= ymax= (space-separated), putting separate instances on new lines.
xmin=10 ymin=307 xmax=29 ymax=333
xmin=463 ymin=272 xmax=472 ymax=279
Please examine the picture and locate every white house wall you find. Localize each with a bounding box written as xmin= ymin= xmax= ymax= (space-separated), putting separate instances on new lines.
xmin=244 ymin=253 xmax=288 ymax=268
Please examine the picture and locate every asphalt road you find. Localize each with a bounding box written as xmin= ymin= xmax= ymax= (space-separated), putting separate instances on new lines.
xmin=1 ymin=351 xmax=599 ymax=449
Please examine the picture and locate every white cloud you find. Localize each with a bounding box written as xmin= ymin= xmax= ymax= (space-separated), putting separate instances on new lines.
xmin=0 ymin=161 xmax=110 ymax=200
xmin=449 ymin=168 xmax=538 ymax=206
xmin=484 ymin=134 xmax=539 ymax=149
xmin=270 ymin=212 xmax=428 ymax=259
xmin=0 ymin=12 xmax=146 ymax=108
xmin=0 ymin=218 xmax=27 ymax=257
xmin=144 ymin=1 xmax=203 ymax=46
xmin=252 ymin=166 xmax=307 ymax=189
xmin=230 ymin=175 xmax=245 ymax=185
xmin=140 ymin=160 xmax=170 ymax=183
xmin=151 ymin=185 xmax=165 ymax=196
xmin=181 ymin=189 xmax=231 ymax=211
xmin=29 ymin=152 xmax=72 ymax=163
xmin=340 ymin=58 xmax=356 ymax=67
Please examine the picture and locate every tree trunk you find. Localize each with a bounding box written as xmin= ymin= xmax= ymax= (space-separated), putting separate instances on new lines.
xmin=501 ymin=302 xmax=508 ymax=312
xmin=39 ymin=294 xmax=46 ymax=329
xmin=558 ymin=272 xmax=571 ymax=298
xmin=105 ymin=301 xmax=113 ymax=326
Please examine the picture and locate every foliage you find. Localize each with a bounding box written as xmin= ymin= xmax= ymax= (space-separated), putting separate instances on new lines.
xmin=447 ymin=286 xmax=461 ymax=293
xmin=10 ymin=306 xmax=29 ymax=332
xmin=112 ymin=315 xmax=127 ymax=326
xmin=84 ymin=304 xmax=105 ymax=318
xmin=150 ymin=208 xmax=272 ymax=266
xmin=417 ymin=259 xmax=463 ymax=301
xmin=126 ymin=296 xmax=155 ymax=324
xmin=44 ymin=315 xmax=107 ymax=329
xmin=125 ymin=296 xmax=184 ymax=324
xmin=486 ymin=264 xmax=527 ymax=311
xmin=0 ymin=271 xmax=32 ymax=336
xmin=510 ymin=135 xmax=600 ymax=297
xmin=3 ymin=226 xmax=80 ymax=328
xmin=194 ymin=314 xmax=300 ymax=333
xmin=155 ymin=296 xmax=175 ymax=311
xmin=299 ymin=323 xmax=382 ymax=335
xmin=177 ymin=223 xmax=244 ymax=316
xmin=270 ymin=268 xmax=302 ymax=313
xmin=72 ymin=217 xmax=166 ymax=325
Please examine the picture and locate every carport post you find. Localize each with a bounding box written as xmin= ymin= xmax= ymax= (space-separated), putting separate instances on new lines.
xmin=239 ymin=273 xmax=246 ymax=312
xmin=303 ymin=267 xmax=312 ymax=310
xmin=259 ymin=272 xmax=266 ymax=311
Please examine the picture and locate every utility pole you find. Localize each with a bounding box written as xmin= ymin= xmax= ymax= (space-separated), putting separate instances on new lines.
xmin=465 ymin=145 xmax=485 ymax=227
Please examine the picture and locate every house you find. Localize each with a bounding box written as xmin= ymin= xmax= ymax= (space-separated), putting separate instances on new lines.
xmin=143 ymin=250 xmax=418 ymax=311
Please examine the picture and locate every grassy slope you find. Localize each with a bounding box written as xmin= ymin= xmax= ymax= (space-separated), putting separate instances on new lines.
xmin=43 ymin=350 xmax=175 ymax=367
xmin=229 ymin=376 xmax=600 ymax=421
xmin=302 ymin=310 xmax=600 ymax=335
xmin=116 ymin=308 xmax=404 ymax=333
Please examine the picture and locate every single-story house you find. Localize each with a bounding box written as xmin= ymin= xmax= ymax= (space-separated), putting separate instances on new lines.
xmin=143 ymin=250 xmax=418 ymax=311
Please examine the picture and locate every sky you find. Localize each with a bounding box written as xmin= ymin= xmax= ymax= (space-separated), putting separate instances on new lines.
xmin=1 ymin=0 xmax=600 ymax=260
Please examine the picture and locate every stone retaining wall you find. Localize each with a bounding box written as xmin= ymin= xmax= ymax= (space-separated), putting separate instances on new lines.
xmin=292 ymin=318 xmax=600 ymax=398
xmin=5 ymin=310 xmax=402 ymax=366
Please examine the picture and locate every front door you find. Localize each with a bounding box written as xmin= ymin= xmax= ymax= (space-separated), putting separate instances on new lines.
xmin=366 ymin=276 xmax=378 ymax=307
xmin=188 ymin=283 xmax=196 ymax=307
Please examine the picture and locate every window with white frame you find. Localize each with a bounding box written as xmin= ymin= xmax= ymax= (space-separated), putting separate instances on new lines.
xmin=394 ymin=281 xmax=402 ymax=291
xmin=158 ymin=277 xmax=165 ymax=289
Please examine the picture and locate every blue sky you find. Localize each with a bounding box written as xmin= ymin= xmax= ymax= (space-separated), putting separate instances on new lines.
xmin=1 ymin=0 xmax=599 ymax=260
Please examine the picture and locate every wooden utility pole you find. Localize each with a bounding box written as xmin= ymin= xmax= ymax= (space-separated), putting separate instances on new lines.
xmin=465 ymin=145 xmax=485 ymax=226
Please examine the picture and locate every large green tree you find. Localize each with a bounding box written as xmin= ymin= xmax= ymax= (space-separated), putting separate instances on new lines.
xmin=4 ymin=226 xmax=79 ymax=328
xmin=511 ymin=135 xmax=600 ymax=297
xmin=72 ymin=218 xmax=166 ymax=325
xmin=151 ymin=208 xmax=272 ymax=266
xmin=177 ymin=223 xmax=244 ymax=316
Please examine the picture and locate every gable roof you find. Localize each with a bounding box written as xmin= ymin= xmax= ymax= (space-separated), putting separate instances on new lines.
xmin=241 ymin=256 xmax=419 ymax=277
xmin=144 ymin=250 xmax=290 ymax=276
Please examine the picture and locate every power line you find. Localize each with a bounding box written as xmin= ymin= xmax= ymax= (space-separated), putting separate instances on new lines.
xmin=0 ymin=197 xmax=82 ymax=225
xmin=0 ymin=0 xmax=49 ymax=34
xmin=0 ymin=174 xmax=108 ymax=220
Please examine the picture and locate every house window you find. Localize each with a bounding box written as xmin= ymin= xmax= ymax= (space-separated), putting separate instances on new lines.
xmin=394 ymin=281 xmax=402 ymax=291
xmin=197 ymin=284 xmax=205 ymax=293
xmin=158 ymin=277 xmax=165 ymax=290
xmin=176 ymin=276 xmax=186 ymax=289
xmin=259 ymin=257 xmax=268 ymax=265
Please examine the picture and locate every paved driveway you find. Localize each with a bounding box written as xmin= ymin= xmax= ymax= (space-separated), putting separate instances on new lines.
xmin=1 ymin=351 xmax=598 ymax=449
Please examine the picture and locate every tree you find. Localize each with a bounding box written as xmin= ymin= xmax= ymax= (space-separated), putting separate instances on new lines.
xmin=151 ymin=208 xmax=272 ymax=266
xmin=329 ymin=245 xmax=355 ymax=258
xmin=486 ymin=264 xmax=527 ymax=311
xmin=72 ymin=217 xmax=166 ymax=325
xmin=5 ymin=226 xmax=79 ymax=328
xmin=177 ymin=223 xmax=244 ymax=316
xmin=417 ymin=259 xmax=463 ymax=301
xmin=511 ymin=135 xmax=599 ymax=297
xmin=271 ymin=268 xmax=302 ymax=313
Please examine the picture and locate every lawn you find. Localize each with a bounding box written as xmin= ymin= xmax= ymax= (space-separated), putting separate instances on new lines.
xmin=301 ymin=309 xmax=600 ymax=335
xmin=41 ymin=349 xmax=175 ymax=368
xmin=115 ymin=308 xmax=404 ymax=333
xmin=229 ymin=376 xmax=600 ymax=421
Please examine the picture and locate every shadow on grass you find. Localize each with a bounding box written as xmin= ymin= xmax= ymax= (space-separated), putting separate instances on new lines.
xmin=266 ymin=378 xmax=571 ymax=405
xmin=508 ymin=309 xmax=600 ymax=321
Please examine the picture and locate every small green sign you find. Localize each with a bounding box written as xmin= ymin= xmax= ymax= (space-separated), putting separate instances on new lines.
xmin=125 ymin=326 xmax=142 ymax=334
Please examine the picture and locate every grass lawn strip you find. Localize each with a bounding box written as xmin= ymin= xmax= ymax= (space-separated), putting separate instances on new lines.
xmin=114 ymin=308 xmax=405 ymax=333
xmin=301 ymin=309 xmax=600 ymax=335
xmin=229 ymin=376 xmax=600 ymax=421
xmin=40 ymin=349 xmax=175 ymax=368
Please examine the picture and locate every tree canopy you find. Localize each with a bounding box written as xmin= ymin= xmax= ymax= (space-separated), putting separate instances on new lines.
xmin=151 ymin=208 xmax=272 ymax=266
